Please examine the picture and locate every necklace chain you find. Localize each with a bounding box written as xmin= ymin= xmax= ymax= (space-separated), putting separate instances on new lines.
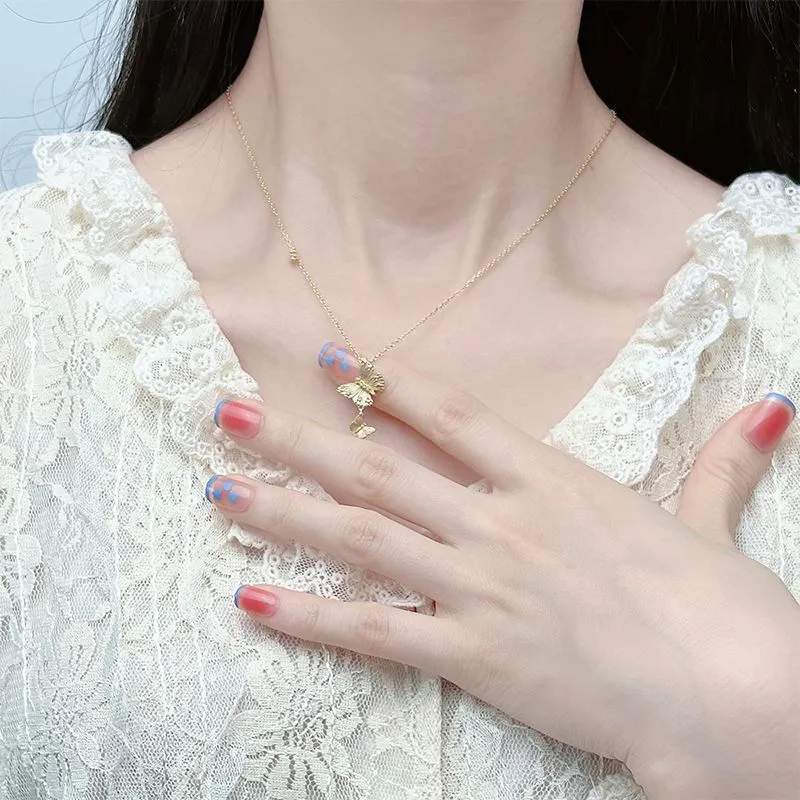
xmin=225 ymin=88 xmax=617 ymax=362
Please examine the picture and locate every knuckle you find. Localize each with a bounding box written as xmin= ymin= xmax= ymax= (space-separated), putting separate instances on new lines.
xmin=268 ymin=491 xmax=296 ymax=530
xmin=353 ymin=446 xmax=399 ymax=499
xmin=698 ymin=451 xmax=754 ymax=508
xmin=353 ymin=607 xmax=392 ymax=653
xmin=272 ymin=417 xmax=305 ymax=463
xmin=339 ymin=512 xmax=384 ymax=567
xmin=379 ymin=369 xmax=401 ymax=401
xmin=299 ymin=602 xmax=322 ymax=639
xmin=431 ymin=393 xmax=484 ymax=445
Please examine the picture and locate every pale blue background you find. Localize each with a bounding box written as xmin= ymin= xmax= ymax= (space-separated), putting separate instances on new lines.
xmin=0 ymin=0 xmax=122 ymax=189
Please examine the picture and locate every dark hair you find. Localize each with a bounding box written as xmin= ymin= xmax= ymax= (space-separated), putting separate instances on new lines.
xmin=99 ymin=0 xmax=800 ymax=184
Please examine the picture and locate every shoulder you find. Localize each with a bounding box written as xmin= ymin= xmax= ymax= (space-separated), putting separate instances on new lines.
xmin=685 ymin=171 xmax=800 ymax=304
xmin=720 ymin=171 xmax=800 ymax=237
xmin=694 ymin=171 xmax=800 ymax=261
xmin=0 ymin=131 xmax=180 ymax=421
xmin=653 ymin=170 xmax=800 ymax=450
xmin=2 ymin=131 xmax=135 ymax=210
xmin=0 ymin=132 xmax=166 ymax=455
xmin=0 ymin=131 xmax=173 ymax=302
xmin=738 ymin=173 xmax=799 ymax=304
xmin=686 ymin=171 xmax=799 ymax=249
xmin=0 ymin=132 xmax=131 ymax=279
xmin=728 ymin=172 xmax=800 ymax=301
xmin=700 ymin=171 xmax=800 ymax=416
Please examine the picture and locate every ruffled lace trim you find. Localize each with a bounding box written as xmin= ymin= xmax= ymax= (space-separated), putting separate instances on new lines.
xmin=34 ymin=132 xmax=800 ymax=500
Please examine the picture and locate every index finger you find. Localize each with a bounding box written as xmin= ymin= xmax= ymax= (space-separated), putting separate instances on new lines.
xmin=318 ymin=343 xmax=533 ymax=488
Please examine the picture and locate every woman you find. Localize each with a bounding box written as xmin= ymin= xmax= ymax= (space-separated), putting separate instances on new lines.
xmin=1 ymin=1 xmax=799 ymax=797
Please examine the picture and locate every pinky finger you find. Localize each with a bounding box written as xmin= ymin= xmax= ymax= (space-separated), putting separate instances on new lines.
xmin=234 ymin=584 xmax=452 ymax=674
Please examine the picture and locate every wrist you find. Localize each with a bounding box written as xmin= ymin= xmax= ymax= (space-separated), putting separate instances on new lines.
xmin=632 ymin=657 xmax=800 ymax=800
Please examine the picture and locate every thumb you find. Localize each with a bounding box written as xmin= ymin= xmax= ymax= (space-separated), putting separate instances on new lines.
xmin=677 ymin=393 xmax=796 ymax=546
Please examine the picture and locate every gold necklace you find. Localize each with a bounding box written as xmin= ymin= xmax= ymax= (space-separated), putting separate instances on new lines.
xmin=225 ymin=88 xmax=617 ymax=437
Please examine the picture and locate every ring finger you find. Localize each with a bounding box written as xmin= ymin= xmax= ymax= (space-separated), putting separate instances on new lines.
xmin=213 ymin=399 xmax=477 ymax=539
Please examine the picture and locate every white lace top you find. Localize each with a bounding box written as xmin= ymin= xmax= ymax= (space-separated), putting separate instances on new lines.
xmin=1 ymin=132 xmax=799 ymax=800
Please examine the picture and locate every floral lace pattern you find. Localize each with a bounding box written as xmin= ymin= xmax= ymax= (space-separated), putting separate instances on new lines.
xmin=0 ymin=132 xmax=798 ymax=799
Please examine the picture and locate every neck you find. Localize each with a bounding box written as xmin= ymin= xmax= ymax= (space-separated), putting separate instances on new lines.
xmin=221 ymin=1 xmax=613 ymax=282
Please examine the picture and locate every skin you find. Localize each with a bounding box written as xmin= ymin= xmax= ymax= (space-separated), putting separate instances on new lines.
xmin=129 ymin=1 xmax=800 ymax=795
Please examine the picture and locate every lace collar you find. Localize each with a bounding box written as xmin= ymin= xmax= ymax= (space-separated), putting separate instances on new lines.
xmin=33 ymin=131 xmax=800 ymax=493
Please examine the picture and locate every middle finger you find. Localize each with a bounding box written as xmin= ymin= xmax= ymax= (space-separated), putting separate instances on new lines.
xmin=213 ymin=399 xmax=477 ymax=539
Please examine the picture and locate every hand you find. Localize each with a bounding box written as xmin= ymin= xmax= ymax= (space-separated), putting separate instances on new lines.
xmin=208 ymin=356 xmax=800 ymax=798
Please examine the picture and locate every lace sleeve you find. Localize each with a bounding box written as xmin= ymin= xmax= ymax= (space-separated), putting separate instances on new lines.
xmin=0 ymin=182 xmax=52 ymax=593
xmin=0 ymin=182 xmax=88 ymax=791
xmin=0 ymin=184 xmax=52 ymax=763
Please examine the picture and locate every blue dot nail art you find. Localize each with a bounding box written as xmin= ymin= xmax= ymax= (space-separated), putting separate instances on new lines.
xmin=206 ymin=475 xmax=250 ymax=511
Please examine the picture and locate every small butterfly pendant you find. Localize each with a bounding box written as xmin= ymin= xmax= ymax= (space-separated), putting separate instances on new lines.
xmin=349 ymin=417 xmax=377 ymax=439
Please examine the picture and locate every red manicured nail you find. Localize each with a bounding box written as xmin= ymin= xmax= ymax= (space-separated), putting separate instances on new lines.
xmin=214 ymin=400 xmax=263 ymax=439
xmin=742 ymin=393 xmax=796 ymax=452
xmin=234 ymin=585 xmax=278 ymax=616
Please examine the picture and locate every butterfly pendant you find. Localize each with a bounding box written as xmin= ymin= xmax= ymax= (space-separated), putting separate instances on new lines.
xmin=337 ymin=359 xmax=385 ymax=437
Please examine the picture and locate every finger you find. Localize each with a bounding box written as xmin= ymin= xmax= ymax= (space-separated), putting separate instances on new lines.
xmin=213 ymin=398 xmax=476 ymax=539
xmin=677 ymin=393 xmax=796 ymax=545
xmin=205 ymin=475 xmax=470 ymax=601
xmin=232 ymin=582 xmax=456 ymax=675
xmin=317 ymin=342 xmax=533 ymax=488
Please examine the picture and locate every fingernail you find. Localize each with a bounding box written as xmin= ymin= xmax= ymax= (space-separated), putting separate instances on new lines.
xmin=234 ymin=585 xmax=278 ymax=616
xmin=742 ymin=393 xmax=796 ymax=452
xmin=205 ymin=474 xmax=254 ymax=511
xmin=317 ymin=341 xmax=360 ymax=386
xmin=214 ymin=400 xmax=263 ymax=439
